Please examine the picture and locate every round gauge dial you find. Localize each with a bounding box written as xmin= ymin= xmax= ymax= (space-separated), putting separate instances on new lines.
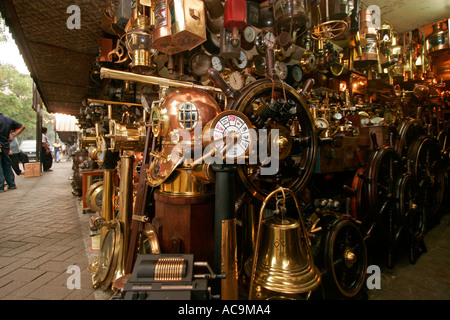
xmin=232 ymin=50 xmax=248 ymax=70
xmin=251 ymin=55 xmax=266 ymax=75
xmin=245 ymin=75 xmax=257 ymax=85
xmin=211 ymin=110 xmax=253 ymax=159
xmin=243 ymin=26 xmax=256 ymax=44
xmin=333 ymin=112 xmax=343 ymax=120
xmin=256 ymin=30 xmax=276 ymax=54
xmin=228 ymin=71 xmax=245 ymax=90
xmin=315 ymin=117 xmax=329 ymax=129
xmin=274 ymin=61 xmax=288 ymax=80
xmin=190 ymin=52 xmax=212 ymax=77
xmin=211 ymin=55 xmax=225 ymax=73
xmin=289 ymin=65 xmax=303 ymax=83
xmin=263 ymin=31 xmax=276 ymax=48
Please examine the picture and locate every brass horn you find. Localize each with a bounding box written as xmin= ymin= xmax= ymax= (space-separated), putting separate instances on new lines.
xmin=249 ymin=188 xmax=320 ymax=299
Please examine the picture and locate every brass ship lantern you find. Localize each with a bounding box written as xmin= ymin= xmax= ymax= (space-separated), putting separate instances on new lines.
xmin=125 ymin=4 xmax=155 ymax=73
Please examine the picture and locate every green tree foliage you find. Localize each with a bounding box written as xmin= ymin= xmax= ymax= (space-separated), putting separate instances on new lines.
xmin=0 ymin=63 xmax=55 ymax=143
xmin=0 ymin=15 xmax=54 ymax=143
xmin=0 ymin=63 xmax=35 ymax=141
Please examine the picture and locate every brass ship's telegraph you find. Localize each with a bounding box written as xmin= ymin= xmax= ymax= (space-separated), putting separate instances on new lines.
xmin=249 ymin=188 xmax=321 ymax=299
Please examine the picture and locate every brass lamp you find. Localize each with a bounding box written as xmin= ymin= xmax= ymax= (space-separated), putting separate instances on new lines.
xmin=125 ymin=14 xmax=155 ymax=73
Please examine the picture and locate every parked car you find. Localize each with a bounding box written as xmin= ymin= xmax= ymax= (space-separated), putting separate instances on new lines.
xmin=19 ymin=140 xmax=37 ymax=161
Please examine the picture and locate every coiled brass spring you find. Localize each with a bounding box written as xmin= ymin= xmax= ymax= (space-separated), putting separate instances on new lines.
xmin=154 ymin=258 xmax=185 ymax=281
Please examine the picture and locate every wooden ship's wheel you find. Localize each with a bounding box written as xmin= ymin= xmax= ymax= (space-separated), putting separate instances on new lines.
xmin=406 ymin=136 xmax=445 ymax=222
xmin=228 ymin=78 xmax=318 ymax=204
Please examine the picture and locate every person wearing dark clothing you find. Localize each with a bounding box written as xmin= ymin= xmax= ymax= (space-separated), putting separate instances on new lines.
xmin=9 ymin=135 xmax=29 ymax=175
xmin=41 ymin=127 xmax=53 ymax=172
xmin=0 ymin=113 xmax=25 ymax=192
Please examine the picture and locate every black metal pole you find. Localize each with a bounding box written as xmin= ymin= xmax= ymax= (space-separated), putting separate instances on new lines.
xmin=211 ymin=163 xmax=237 ymax=298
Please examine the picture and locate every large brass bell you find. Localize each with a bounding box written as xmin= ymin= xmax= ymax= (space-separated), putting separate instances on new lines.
xmin=249 ymin=188 xmax=320 ymax=298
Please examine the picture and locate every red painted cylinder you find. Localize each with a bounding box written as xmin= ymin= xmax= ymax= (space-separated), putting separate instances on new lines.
xmin=223 ymin=0 xmax=248 ymax=31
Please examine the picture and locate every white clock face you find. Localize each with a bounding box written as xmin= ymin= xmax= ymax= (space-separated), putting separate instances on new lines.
xmin=228 ymin=71 xmax=244 ymax=90
xmin=334 ymin=112 xmax=343 ymax=120
xmin=211 ymin=56 xmax=224 ymax=72
xmin=213 ymin=113 xmax=251 ymax=159
xmin=233 ymin=50 xmax=248 ymax=69
xmin=264 ymin=31 xmax=276 ymax=48
xmin=243 ymin=26 xmax=256 ymax=43
xmin=275 ymin=61 xmax=288 ymax=80
xmin=315 ymin=118 xmax=329 ymax=129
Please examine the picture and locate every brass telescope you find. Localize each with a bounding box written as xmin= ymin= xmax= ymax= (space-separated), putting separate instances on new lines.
xmin=100 ymin=67 xmax=223 ymax=94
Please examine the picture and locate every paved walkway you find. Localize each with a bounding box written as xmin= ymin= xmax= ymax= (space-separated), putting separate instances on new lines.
xmin=0 ymin=155 xmax=109 ymax=300
xmin=0 ymin=154 xmax=448 ymax=300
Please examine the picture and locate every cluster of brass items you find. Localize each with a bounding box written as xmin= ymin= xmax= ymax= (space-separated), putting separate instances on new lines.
xmin=74 ymin=0 xmax=450 ymax=301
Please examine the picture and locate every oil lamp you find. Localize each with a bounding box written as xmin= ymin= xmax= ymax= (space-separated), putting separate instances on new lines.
xmin=125 ymin=9 xmax=155 ymax=73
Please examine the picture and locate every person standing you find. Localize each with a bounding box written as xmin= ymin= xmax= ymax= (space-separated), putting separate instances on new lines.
xmin=41 ymin=127 xmax=53 ymax=172
xmin=9 ymin=134 xmax=29 ymax=175
xmin=0 ymin=113 xmax=25 ymax=192
xmin=53 ymin=139 xmax=62 ymax=163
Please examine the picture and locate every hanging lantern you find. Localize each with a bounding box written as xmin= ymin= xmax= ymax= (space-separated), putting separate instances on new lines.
xmin=125 ymin=14 xmax=155 ymax=73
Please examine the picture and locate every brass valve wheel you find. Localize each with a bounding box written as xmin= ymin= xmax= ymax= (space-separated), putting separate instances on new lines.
xmin=311 ymin=20 xmax=348 ymax=40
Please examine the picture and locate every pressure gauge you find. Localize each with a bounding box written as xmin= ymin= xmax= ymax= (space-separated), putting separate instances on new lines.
xmin=251 ymin=55 xmax=266 ymax=76
xmin=245 ymin=75 xmax=257 ymax=85
xmin=189 ymin=52 xmax=212 ymax=77
xmin=228 ymin=71 xmax=245 ymax=90
xmin=288 ymin=65 xmax=303 ymax=84
xmin=315 ymin=117 xmax=329 ymax=129
xmin=232 ymin=50 xmax=248 ymax=70
xmin=210 ymin=110 xmax=253 ymax=160
xmin=274 ymin=61 xmax=288 ymax=81
xmin=256 ymin=30 xmax=276 ymax=54
xmin=211 ymin=55 xmax=225 ymax=73
xmin=333 ymin=112 xmax=343 ymax=120
xmin=243 ymin=26 xmax=257 ymax=44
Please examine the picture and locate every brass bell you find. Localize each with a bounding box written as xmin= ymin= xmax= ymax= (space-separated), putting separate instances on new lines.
xmin=249 ymin=188 xmax=320 ymax=298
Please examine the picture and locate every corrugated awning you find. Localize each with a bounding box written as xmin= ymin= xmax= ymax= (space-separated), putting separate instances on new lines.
xmin=0 ymin=0 xmax=105 ymax=116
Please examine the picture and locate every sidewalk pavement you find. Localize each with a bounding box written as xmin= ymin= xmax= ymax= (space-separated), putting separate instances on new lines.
xmin=0 ymin=156 xmax=110 ymax=300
